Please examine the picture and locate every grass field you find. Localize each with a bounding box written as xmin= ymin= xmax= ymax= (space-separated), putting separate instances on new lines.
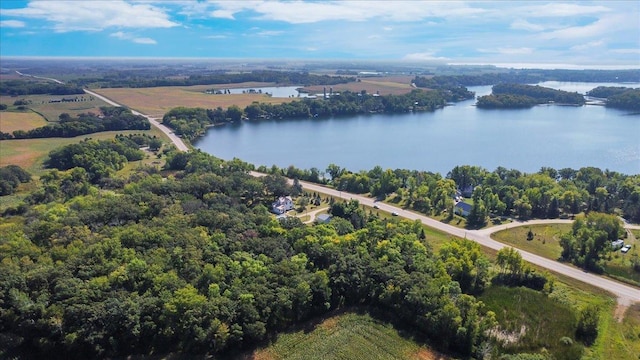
xmin=0 ymin=128 xmax=166 ymax=175
xmin=0 ymin=111 xmax=48 ymax=132
xmin=0 ymin=94 xmax=110 ymax=121
xmin=246 ymin=311 xmax=447 ymax=360
xmin=91 ymin=85 xmax=296 ymax=117
xmin=301 ymin=76 xmax=415 ymax=96
xmin=492 ymin=223 xmax=640 ymax=285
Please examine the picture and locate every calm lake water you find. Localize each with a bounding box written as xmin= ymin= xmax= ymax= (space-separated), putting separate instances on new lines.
xmin=194 ymin=82 xmax=640 ymax=176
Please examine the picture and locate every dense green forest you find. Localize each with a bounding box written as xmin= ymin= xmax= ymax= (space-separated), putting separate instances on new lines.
xmin=414 ymin=69 xmax=640 ymax=87
xmin=163 ymin=89 xmax=450 ymax=140
xmin=1 ymin=146 xmax=513 ymax=359
xmin=0 ymin=165 xmax=32 ymax=195
xmin=259 ymin=164 xmax=640 ymax=225
xmin=476 ymin=84 xmax=585 ymax=108
xmin=0 ymin=80 xmax=85 ymax=96
xmin=586 ymin=86 xmax=640 ymax=111
xmin=84 ymin=70 xmax=354 ymax=88
xmin=1 ymin=107 xmax=150 ymax=140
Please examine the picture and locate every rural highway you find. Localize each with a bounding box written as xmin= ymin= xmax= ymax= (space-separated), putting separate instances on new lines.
xmin=82 ymin=89 xmax=190 ymax=152
xmin=21 ymin=72 xmax=638 ymax=305
xmin=288 ymin=178 xmax=640 ymax=306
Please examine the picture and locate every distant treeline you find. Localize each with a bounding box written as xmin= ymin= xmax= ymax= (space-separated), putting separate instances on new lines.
xmin=85 ymin=70 xmax=354 ymax=88
xmin=476 ymin=83 xmax=585 ymax=109
xmin=0 ymin=107 xmax=149 ymax=140
xmin=414 ymin=69 xmax=640 ymax=88
xmin=0 ymin=79 xmax=85 ymax=96
xmin=163 ymin=89 xmax=450 ymax=140
xmin=587 ymin=86 xmax=640 ymax=111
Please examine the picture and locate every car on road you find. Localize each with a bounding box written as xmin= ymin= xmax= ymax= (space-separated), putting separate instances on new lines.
xmin=391 ymin=211 xmax=399 ymax=216
xmin=621 ymin=244 xmax=632 ymax=253
xmin=373 ymin=205 xmax=379 ymax=209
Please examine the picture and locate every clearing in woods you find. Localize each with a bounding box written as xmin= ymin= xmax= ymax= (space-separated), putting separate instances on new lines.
xmin=245 ymin=311 xmax=447 ymax=360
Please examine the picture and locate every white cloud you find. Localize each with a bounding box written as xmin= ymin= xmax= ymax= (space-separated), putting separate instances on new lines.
xmin=256 ymin=30 xmax=284 ymax=36
xmin=204 ymin=34 xmax=227 ymax=39
xmin=611 ymin=49 xmax=640 ymax=55
xmin=570 ymin=40 xmax=604 ymax=52
xmin=110 ymin=31 xmax=157 ymax=45
xmin=3 ymin=0 xmax=178 ymax=32
xmin=540 ymin=13 xmax=634 ymax=40
xmin=207 ymin=1 xmax=486 ymax=24
xmin=497 ymin=47 xmax=534 ymax=55
xmin=516 ymin=3 xmax=611 ymax=17
xmin=510 ymin=19 xmax=544 ymax=32
xmin=403 ymin=51 xmax=449 ymax=61
xmin=0 ymin=20 xmax=26 ymax=28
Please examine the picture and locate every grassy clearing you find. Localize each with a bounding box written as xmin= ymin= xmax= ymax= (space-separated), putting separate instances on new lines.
xmin=0 ymin=94 xmax=109 ymax=121
xmin=480 ymin=286 xmax=584 ymax=360
xmin=247 ymin=311 xmax=447 ymax=360
xmin=493 ymin=223 xmax=640 ymax=285
xmin=492 ymin=223 xmax=570 ymax=260
xmin=0 ymin=129 xmax=164 ymax=175
xmin=92 ymin=86 xmax=296 ymax=117
xmin=0 ymin=111 xmax=48 ymax=132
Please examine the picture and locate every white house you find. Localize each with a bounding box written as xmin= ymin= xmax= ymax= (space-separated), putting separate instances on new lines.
xmin=272 ymin=196 xmax=294 ymax=215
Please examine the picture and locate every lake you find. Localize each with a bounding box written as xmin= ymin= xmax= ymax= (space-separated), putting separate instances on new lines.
xmin=194 ymin=82 xmax=640 ymax=176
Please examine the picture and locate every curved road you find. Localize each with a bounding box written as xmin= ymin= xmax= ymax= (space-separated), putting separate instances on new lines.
xmin=290 ymin=178 xmax=640 ymax=306
xmin=22 ymin=72 xmax=637 ymax=305
xmin=82 ymin=89 xmax=190 ymax=152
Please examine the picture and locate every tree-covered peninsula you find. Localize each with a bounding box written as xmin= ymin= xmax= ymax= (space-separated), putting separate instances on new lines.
xmin=587 ymin=86 xmax=640 ymax=111
xmin=476 ymin=83 xmax=585 ymax=109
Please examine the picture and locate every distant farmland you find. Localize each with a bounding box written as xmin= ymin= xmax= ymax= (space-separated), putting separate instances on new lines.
xmin=90 ymin=76 xmax=416 ymax=117
xmin=0 ymin=111 xmax=47 ymax=133
xmin=0 ymin=94 xmax=109 ymax=122
xmin=91 ymin=83 xmax=297 ymax=117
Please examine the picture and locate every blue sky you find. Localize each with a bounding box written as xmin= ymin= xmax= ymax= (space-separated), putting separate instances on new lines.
xmin=1 ymin=0 xmax=639 ymax=68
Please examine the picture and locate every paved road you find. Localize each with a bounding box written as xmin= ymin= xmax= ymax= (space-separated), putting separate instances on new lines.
xmin=82 ymin=89 xmax=190 ymax=152
xmin=286 ymin=178 xmax=640 ymax=305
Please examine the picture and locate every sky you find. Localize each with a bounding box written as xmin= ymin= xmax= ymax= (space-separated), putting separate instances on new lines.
xmin=1 ymin=0 xmax=639 ymax=68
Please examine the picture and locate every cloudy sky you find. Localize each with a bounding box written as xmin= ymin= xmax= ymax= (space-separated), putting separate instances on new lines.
xmin=1 ymin=0 xmax=639 ymax=68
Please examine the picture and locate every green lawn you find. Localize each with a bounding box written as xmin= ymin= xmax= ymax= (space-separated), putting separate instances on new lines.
xmin=492 ymin=223 xmax=640 ymax=286
xmin=492 ymin=223 xmax=570 ymax=260
xmin=247 ymin=311 xmax=446 ymax=360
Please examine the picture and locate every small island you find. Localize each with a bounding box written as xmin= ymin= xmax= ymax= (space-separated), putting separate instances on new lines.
xmin=476 ymin=83 xmax=585 ymax=109
xmin=587 ymin=86 xmax=640 ymax=111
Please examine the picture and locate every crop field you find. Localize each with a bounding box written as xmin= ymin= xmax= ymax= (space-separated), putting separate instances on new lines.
xmin=0 ymin=111 xmax=48 ymax=133
xmin=301 ymin=76 xmax=415 ymax=96
xmin=0 ymin=94 xmax=109 ymax=121
xmin=0 ymin=129 xmax=164 ymax=175
xmin=91 ymin=83 xmax=296 ymax=117
xmin=247 ymin=311 xmax=447 ymax=360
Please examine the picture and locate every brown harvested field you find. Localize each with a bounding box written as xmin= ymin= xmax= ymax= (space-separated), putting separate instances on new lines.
xmin=301 ymin=76 xmax=415 ymax=96
xmin=0 ymin=94 xmax=110 ymax=122
xmin=0 ymin=111 xmax=48 ymax=133
xmin=92 ymin=82 xmax=294 ymax=117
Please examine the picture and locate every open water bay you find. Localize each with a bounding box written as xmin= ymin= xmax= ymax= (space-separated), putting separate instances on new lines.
xmin=194 ymin=82 xmax=640 ymax=175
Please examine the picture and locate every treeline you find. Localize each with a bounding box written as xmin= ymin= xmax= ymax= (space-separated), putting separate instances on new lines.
xmin=587 ymin=86 xmax=640 ymax=111
xmin=89 ymin=70 xmax=354 ymax=88
xmin=414 ymin=69 xmax=640 ymax=87
xmin=163 ymin=90 xmax=449 ymax=141
xmin=0 ymin=165 xmax=31 ymax=196
xmin=2 ymin=106 xmax=150 ymax=140
xmin=410 ymin=76 xmax=475 ymax=101
xmin=258 ymin=163 xmax=640 ymax=224
xmin=1 ymin=146 xmax=509 ymax=359
xmin=0 ymin=79 xmax=85 ymax=96
xmin=44 ymin=137 xmax=145 ymax=183
xmin=476 ymin=83 xmax=585 ymax=108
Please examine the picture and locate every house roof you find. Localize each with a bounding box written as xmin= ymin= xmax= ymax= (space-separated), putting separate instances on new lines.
xmin=316 ymin=214 xmax=331 ymax=222
xmin=455 ymin=201 xmax=472 ymax=212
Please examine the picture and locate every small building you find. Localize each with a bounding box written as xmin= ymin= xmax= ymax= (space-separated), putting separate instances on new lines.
xmin=454 ymin=201 xmax=472 ymax=217
xmin=316 ymin=214 xmax=332 ymax=224
xmin=271 ymin=196 xmax=294 ymax=215
xmin=611 ymin=239 xmax=624 ymax=250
